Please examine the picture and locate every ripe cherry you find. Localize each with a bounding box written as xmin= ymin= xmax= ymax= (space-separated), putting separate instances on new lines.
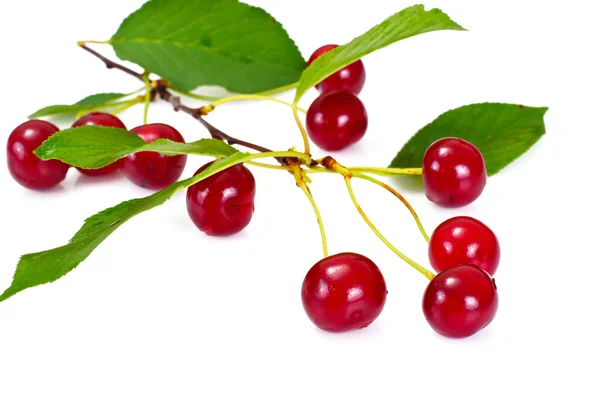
xmin=72 ymin=112 xmax=127 ymax=176
xmin=301 ymin=252 xmax=387 ymax=333
xmin=7 ymin=120 xmax=70 ymax=190
xmin=307 ymin=44 xmax=366 ymax=95
xmin=422 ymin=137 xmax=487 ymax=207
xmin=306 ymin=90 xmax=368 ymax=151
xmin=121 ymin=123 xmax=187 ymax=190
xmin=429 ymin=216 xmax=500 ymax=276
xmin=186 ymin=162 xmax=256 ymax=236
xmin=422 ymin=265 xmax=498 ymax=339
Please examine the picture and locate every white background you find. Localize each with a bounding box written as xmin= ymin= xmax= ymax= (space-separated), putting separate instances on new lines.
xmin=1 ymin=0 xmax=599 ymax=399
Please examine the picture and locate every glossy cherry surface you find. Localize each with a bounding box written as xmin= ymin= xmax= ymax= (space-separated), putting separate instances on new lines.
xmin=186 ymin=162 xmax=256 ymax=236
xmin=121 ymin=123 xmax=187 ymax=190
xmin=423 ymin=265 xmax=498 ymax=338
xmin=429 ymin=216 xmax=501 ymax=276
xmin=307 ymin=44 xmax=366 ymax=95
xmin=72 ymin=112 xmax=127 ymax=176
xmin=422 ymin=137 xmax=487 ymax=207
xmin=7 ymin=120 xmax=70 ymax=190
xmin=301 ymin=252 xmax=387 ymax=333
xmin=306 ymin=90 xmax=368 ymax=151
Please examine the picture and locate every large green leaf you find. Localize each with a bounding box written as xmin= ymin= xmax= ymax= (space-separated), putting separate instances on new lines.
xmin=0 ymin=152 xmax=250 ymax=303
xmin=35 ymin=126 xmax=237 ymax=169
xmin=28 ymin=93 xmax=127 ymax=119
xmin=110 ymin=0 xmax=305 ymax=93
xmin=294 ymin=4 xmax=465 ymax=103
xmin=389 ymin=103 xmax=549 ymax=175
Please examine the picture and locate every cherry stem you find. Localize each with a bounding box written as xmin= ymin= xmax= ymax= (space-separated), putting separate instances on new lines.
xmin=352 ymin=172 xmax=430 ymax=243
xmin=109 ymin=97 xmax=144 ymax=116
xmin=292 ymin=166 xmax=328 ymax=258
xmin=142 ymin=72 xmax=152 ymax=124
xmin=344 ymin=176 xmax=434 ymax=280
xmin=292 ymin=104 xmax=311 ymax=156
xmin=348 ymin=167 xmax=423 ymax=177
xmin=201 ymin=94 xmax=307 ymax=115
xmin=245 ymin=161 xmax=291 ymax=171
xmin=256 ymin=82 xmax=299 ymax=96
xmin=169 ymin=87 xmax=223 ymax=102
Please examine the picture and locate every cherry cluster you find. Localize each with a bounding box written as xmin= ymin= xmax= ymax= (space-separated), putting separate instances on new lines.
xmin=6 ymin=43 xmax=501 ymax=340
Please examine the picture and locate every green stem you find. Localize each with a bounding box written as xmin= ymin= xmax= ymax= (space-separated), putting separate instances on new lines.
xmin=202 ymin=94 xmax=307 ymax=115
xmin=344 ymin=176 xmax=434 ymax=280
xmin=292 ymin=167 xmax=328 ymax=258
xmin=143 ymin=72 xmax=151 ymax=124
xmin=348 ymin=167 xmax=423 ymax=177
xmin=352 ymin=172 xmax=430 ymax=243
xmin=293 ymin=104 xmax=311 ymax=155
xmin=110 ymin=98 xmax=143 ymax=115
xmin=255 ymin=82 xmax=299 ymax=96
xmin=170 ymin=87 xmax=223 ymax=102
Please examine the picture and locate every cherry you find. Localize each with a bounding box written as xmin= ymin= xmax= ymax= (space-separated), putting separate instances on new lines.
xmin=72 ymin=112 xmax=127 ymax=176
xmin=422 ymin=137 xmax=487 ymax=207
xmin=301 ymin=252 xmax=387 ymax=333
xmin=429 ymin=216 xmax=500 ymax=276
xmin=186 ymin=162 xmax=256 ymax=236
xmin=7 ymin=120 xmax=70 ymax=190
xmin=307 ymin=44 xmax=366 ymax=95
xmin=306 ymin=90 xmax=368 ymax=151
xmin=121 ymin=123 xmax=187 ymax=190
xmin=422 ymin=265 xmax=498 ymax=339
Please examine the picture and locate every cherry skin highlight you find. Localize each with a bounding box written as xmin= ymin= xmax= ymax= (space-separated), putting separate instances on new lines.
xmin=301 ymin=252 xmax=387 ymax=333
xmin=307 ymin=44 xmax=366 ymax=95
xmin=422 ymin=137 xmax=487 ymax=207
xmin=429 ymin=216 xmax=501 ymax=276
xmin=306 ymin=90 xmax=368 ymax=151
xmin=121 ymin=123 xmax=187 ymax=190
xmin=422 ymin=265 xmax=498 ymax=339
xmin=72 ymin=112 xmax=127 ymax=176
xmin=186 ymin=162 xmax=256 ymax=236
xmin=7 ymin=120 xmax=70 ymax=190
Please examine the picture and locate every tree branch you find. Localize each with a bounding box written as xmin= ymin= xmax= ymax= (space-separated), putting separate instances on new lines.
xmin=78 ymin=43 xmax=144 ymax=81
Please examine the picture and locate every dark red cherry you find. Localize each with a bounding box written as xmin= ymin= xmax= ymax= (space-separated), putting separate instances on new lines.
xmin=422 ymin=137 xmax=487 ymax=207
xmin=121 ymin=123 xmax=187 ymax=190
xmin=306 ymin=90 xmax=368 ymax=151
xmin=429 ymin=216 xmax=500 ymax=276
xmin=423 ymin=265 xmax=498 ymax=339
xmin=186 ymin=162 xmax=256 ymax=236
xmin=72 ymin=112 xmax=127 ymax=176
xmin=307 ymin=44 xmax=366 ymax=95
xmin=301 ymin=252 xmax=387 ymax=333
xmin=7 ymin=120 xmax=70 ymax=190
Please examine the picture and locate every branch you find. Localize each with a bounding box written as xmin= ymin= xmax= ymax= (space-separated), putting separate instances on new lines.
xmin=78 ymin=43 xmax=144 ymax=81
xmin=78 ymin=44 xmax=290 ymax=165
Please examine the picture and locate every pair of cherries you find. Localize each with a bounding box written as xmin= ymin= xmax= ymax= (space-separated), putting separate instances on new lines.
xmin=304 ymin=45 xmax=369 ymax=151
xmin=6 ymin=113 xmax=257 ymax=237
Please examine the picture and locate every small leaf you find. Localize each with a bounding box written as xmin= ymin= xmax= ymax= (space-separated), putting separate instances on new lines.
xmin=389 ymin=103 xmax=549 ymax=175
xmin=110 ymin=0 xmax=305 ymax=93
xmin=0 ymin=152 xmax=250 ymax=303
xmin=35 ymin=126 xmax=237 ymax=169
xmin=294 ymin=4 xmax=465 ymax=103
xmin=28 ymin=93 xmax=127 ymax=119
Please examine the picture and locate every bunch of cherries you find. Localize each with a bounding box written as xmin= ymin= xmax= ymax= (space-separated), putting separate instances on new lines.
xmin=6 ymin=44 xmax=500 ymax=339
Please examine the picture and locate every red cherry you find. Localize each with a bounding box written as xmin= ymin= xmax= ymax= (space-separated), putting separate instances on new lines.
xmin=422 ymin=137 xmax=487 ymax=207
xmin=429 ymin=216 xmax=500 ymax=276
xmin=307 ymin=44 xmax=366 ymax=95
xmin=7 ymin=120 xmax=70 ymax=190
xmin=301 ymin=252 xmax=387 ymax=333
xmin=306 ymin=90 xmax=368 ymax=151
xmin=72 ymin=112 xmax=127 ymax=176
xmin=422 ymin=265 xmax=498 ymax=339
xmin=121 ymin=123 xmax=187 ymax=190
xmin=186 ymin=162 xmax=256 ymax=236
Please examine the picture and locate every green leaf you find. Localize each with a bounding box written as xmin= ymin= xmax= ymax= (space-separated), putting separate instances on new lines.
xmin=35 ymin=126 xmax=238 ymax=169
xmin=0 ymin=152 xmax=250 ymax=303
xmin=389 ymin=103 xmax=549 ymax=175
xmin=28 ymin=93 xmax=127 ymax=119
xmin=294 ymin=4 xmax=465 ymax=103
xmin=110 ymin=0 xmax=305 ymax=93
